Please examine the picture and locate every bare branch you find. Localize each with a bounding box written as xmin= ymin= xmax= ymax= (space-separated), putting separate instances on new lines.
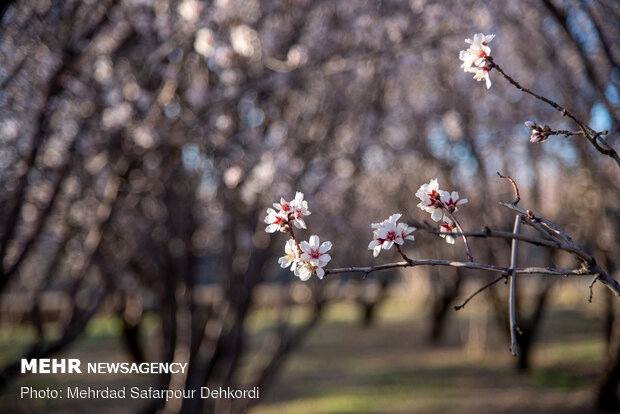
xmin=499 ymin=202 xmax=620 ymax=296
xmin=487 ymin=57 xmax=620 ymax=167
xmin=325 ymin=259 xmax=590 ymax=277
xmin=412 ymin=221 xmax=587 ymax=256
xmin=500 ymin=202 xmax=580 ymax=250
xmin=454 ymin=274 xmax=507 ymax=311
xmin=497 ymin=172 xmax=520 ymax=205
xmin=442 ymin=208 xmax=473 ymax=262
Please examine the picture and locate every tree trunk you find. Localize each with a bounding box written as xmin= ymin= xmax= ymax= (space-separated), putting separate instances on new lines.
xmin=428 ymin=269 xmax=462 ymax=344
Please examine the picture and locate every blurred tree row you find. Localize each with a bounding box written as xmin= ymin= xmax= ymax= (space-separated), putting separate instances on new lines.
xmin=0 ymin=0 xmax=619 ymax=412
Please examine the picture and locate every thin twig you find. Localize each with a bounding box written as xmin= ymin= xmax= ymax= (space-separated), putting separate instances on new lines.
xmin=454 ymin=274 xmax=507 ymax=311
xmin=487 ymin=57 xmax=620 ymax=167
xmin=500 ymin=202 xmax=581 ymax=251
xmin=519 ymin=217 xmax=559 ymax=243
xmin=497 ymin=172 xmax=520 ymax=205
xmin=412 ymin=221 xmax=587 ymax=256
xmin=442 ymin=208 xmax=473 ymax=262
xmin=554 ymin=129 xmax=587 ymax=138
xmin=396 ymin=244 xmax=411 ymax=262
xmin=487 ymin=57 xmax=590 ymax=132
xmin=509 ymin=215 xmax=521 ymax=357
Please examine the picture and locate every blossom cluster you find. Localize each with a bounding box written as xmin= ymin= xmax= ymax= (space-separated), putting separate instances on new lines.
xmin=459 ymin=33 xmax=495 ymax=89
xmin=415 ymin=178 xmax=467 ymax=244
xmin=264 ymin=192 xmax=311 ymax=233
xmin=524 ymin=121 xmax=551 ymax=143
xmin=265 ymin=192 xmax=331 ymax=281
xmin=368 ymin=214 xmax=416 ymax=257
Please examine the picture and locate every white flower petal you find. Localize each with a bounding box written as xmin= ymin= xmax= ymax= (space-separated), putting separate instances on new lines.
xmin=308 ymin=235 xmax=319 ymax=248
xmin=373 ymin=245 xmax=382 ymax=257
xmin=298 ymin=267 xmax=312 ymax=281
xmin=315 ymin=267 xmax=325 ymax=279
xmin=299 ymin=241 xmax=310 ymax=253
xmin=431 ymin=209 xmax=443 ymax=222
xmin=319 ymin=241 xmax=332 ymax=253
xmin=388 ymin=213 xmax=402 ymax=223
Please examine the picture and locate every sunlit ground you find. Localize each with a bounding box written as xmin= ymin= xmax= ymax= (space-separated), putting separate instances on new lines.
xmin=250 ymin=294 xmax=606 ymax=414
xmin=0 ymin=285 xmax=610 ymax=414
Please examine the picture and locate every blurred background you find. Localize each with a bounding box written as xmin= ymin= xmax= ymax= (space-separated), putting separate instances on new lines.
xmin=0 ymin=0 xmax=619 ymax=413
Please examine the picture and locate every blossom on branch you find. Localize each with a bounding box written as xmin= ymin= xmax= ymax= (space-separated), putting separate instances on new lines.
xmin=524 ymin=120 xmax=550 ymax=143
xmin=440 ymin=191 xmax=468 ymax=213
xmin=290 ymin=191 xmax=311 ymax=229
xmin=278 ymin=239 xmax=301 ymax=273
xmin=264 ymin=208 xmax=287 ymax=233
xmin=299 ymin=235 xmax=332 ymax=279
xmin=368 ymin=213 xmax=416 ymax=257
xmin=440 ymin=218 xmax=458 ymax=245
xmin=416 ymin=179 xmax=469 ymax=220
xmin=265 ymin=191 xmax=312 ymax=232
xmin=272 ymin=191 xmax=311 ymax=229
xmin=470 ymin=66 xmax=492 ymax=89
xmin=415 ymin=179 xmax=445 ymax=221
xmin=273 ymin=197 xmax=294 ymax=214
xmin=459 ymin=33 xmax=495 ymax=89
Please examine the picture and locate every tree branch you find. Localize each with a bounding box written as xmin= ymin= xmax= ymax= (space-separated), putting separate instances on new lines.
xmin=454 ymin=273 xmax=507 ymax=311
xmin=325 ymin=259 xmax=590 ymax=277
xmin=487 ymin=56 xmax=620 ymax=167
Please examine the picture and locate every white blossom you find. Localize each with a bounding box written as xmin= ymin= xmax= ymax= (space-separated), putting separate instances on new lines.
xmin=440 ymin=191 xmax=468 ymax=213
xmin=459 ymin=33 xmax=495 ymax=89
xmin=264 ymin=208 xmax=287 ymax=233
xmin=290 ymin=191 xmax=311 ymax=229
xmin=272 ymin=192 xmax=311 ymax=229
xmin=470 ymin=66 xmax=492 ymax=89
xmin=440 ymin=218 xmax=458 ymax=245
xmin=296 ymin=262 xmax=314 ymax=281
xmin=266 ymin=191 xmax=312 ymax=232
xmin=299 ymin=235 xmax=332 ymax=279
xmin=278 ymin=239 xmax=300 ymax=273
xmin=415 ymin=179 xmax=445 ymax=222
xmin=368 ymin=213 xmax=416 ymax=257
xmin=416 ymin=179 xmax=469 ymax=220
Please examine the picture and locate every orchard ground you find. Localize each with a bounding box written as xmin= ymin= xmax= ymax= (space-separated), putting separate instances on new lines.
xmin=0 ymin=278 xmax=611 ymax=414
